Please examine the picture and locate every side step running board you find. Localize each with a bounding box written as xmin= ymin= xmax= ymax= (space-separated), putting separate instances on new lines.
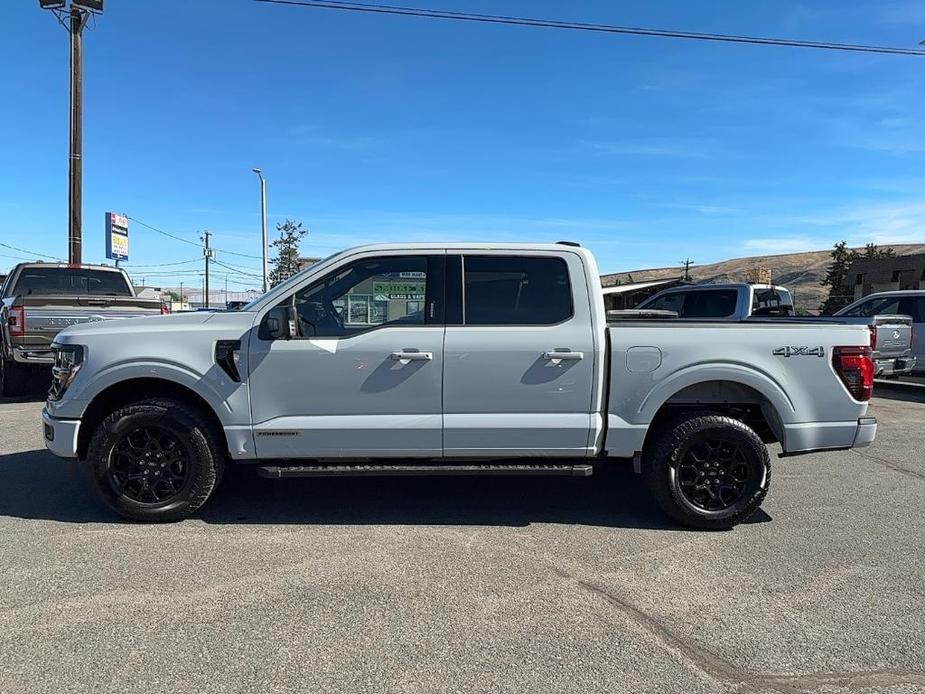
xmin=257 ymin=463 xmax=593 ymax=479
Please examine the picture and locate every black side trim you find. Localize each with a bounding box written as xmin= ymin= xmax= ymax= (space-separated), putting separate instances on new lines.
xmin=778 ymin=446 xmax=850 ymax=459
xmin=215 ymin=340 xmax=242 ymax=382
xmin=445 ymin=255 xmax=463 ymax=325
xmin=259 ymin=463 xmax=594 ymax=478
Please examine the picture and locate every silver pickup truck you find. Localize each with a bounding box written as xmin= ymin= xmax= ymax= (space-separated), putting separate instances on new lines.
xmin=42 ymin=243 xmax=877 ymax=529
xmin=1 ymin=262 xmax=164 ymax=395
xmin=637 ymin=282 xmax=915 ymax=377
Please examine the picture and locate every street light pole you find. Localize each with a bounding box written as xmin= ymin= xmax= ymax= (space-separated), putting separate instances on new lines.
xmin=252 ymin=168 xmax=268 ymax=292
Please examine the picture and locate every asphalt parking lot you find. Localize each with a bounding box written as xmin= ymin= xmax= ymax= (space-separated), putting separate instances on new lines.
xmin=1 ymin=388 xmax=924 ymax=694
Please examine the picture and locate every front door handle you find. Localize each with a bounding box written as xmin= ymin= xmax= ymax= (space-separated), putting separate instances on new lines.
xmin=391 ymin=351 xmax=433 ymax=362
xmin=543 ymin=350 xmax=584 ymax=363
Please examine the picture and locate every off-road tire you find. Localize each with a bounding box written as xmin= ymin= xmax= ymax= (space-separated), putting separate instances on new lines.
xmin=0 ymin=354 xmax=30 ymax=397
xmin=85 ymin=397 xmax=225 ymax=522
xmin=642 ymin=413 xmax=770 ymax=530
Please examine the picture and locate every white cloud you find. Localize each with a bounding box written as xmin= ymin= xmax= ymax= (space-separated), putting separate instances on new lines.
xmin=582 ymin=138 xmax=710 ymax=158
xmin=741 ymin=237 xmax=824 ymax=254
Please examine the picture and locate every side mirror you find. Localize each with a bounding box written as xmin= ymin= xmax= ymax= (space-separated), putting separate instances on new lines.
xmin=259 ymin=305 xmax=292 ymax=340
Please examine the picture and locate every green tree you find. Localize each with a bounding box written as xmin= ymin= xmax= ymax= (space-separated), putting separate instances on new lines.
xmin=819 ymin=241 xmax=894 ymax=314
xmin=269 ymin=219 xmax=308 ymax=288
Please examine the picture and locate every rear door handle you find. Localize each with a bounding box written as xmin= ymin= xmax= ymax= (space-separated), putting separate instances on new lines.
xmin=544 ymin=350 xmax=584 ymax=362
xmin=391 ymin=351 xmax=433 ymax=362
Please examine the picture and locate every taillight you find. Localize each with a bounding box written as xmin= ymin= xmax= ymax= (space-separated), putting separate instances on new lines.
xmin=868 ymin=325 xmax=877 ymax=351
xmin=8 ymin=306 xmax=25 ymax=337
xmin=833 ymin=346 xmax=874 ymax=401
xmin=160 ymin=304 xmax=170 ymax=315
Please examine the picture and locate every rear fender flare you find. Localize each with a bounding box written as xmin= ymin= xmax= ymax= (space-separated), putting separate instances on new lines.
xmin=636 ymin=362 xmax=796 ymax=425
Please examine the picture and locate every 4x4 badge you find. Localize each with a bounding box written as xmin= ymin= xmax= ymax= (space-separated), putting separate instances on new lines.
xmin=773 ymin=346 xmax=825 ymax=358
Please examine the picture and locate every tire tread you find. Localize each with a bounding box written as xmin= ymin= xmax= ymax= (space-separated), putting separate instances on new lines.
xmin=642 ymin=413 xmax=771 ymax=530
xmin=86 ymin=397 xmax=225 ymax=522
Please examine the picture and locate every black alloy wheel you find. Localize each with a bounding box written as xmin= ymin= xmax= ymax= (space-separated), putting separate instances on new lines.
xmin=676 ymin=437 xmax=750 ymax=512
xmin=86 ymin=397 xmax=224 ymax=521
xmin=108 ymin=424 xmax=193 ymax=504
xmin=642 ymin=413 xmax=771 ymax=530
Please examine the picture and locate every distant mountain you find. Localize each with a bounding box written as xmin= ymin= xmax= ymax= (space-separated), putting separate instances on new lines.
xmin=600 ymin=244 xmax=925 ymax=314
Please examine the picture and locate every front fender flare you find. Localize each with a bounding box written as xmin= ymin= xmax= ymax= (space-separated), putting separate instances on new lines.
xmin=75 ymin=359 xmax=236 ymax=424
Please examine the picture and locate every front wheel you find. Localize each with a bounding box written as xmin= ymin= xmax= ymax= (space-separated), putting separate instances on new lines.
xmin=85 ymin=398 xmax=225 ymax=522
xmin=642 ymin=414 xmax=770 ymax=530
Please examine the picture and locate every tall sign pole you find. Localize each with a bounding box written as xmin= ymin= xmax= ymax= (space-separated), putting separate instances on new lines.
xmin=68 ymin=6 xmax=85 ymax=265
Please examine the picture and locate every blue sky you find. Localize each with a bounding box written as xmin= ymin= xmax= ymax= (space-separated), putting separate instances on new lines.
xmin=3 ymin=0 xmax=925 ymax=288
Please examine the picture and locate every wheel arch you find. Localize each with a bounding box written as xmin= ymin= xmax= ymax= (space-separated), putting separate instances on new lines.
xmin=640 ymin=377 xmax=789 ymax=453
xmin=76 ymin=377 xmax=228 ymax=460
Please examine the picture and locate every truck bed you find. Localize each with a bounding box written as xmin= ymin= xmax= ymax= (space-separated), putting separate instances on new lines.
xmin=603 ymin=320 xmax=872 ymax=458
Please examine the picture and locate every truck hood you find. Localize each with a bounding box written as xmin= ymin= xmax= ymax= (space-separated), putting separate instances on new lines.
xmin=55 ymin=310 xmax=256 ymax=341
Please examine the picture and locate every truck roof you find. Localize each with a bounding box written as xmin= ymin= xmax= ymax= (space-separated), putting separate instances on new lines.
xmin=336 ymin=241 xmax=589 ymax=253
xmin=655 ymin=282 xmax=786 ymax=291
xmin=9 ymin=261 xmax=126 ymax=272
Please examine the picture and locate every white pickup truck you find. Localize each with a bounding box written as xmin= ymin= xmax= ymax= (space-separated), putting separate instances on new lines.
xmin=637 ymin=282 xmax=916 ymax=376
xmin=42 ymin=243 xmax=877 ymax=528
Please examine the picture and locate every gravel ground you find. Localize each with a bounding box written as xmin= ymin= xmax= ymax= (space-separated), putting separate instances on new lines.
xmin=1 ymin=391 xmax=923 ymax=694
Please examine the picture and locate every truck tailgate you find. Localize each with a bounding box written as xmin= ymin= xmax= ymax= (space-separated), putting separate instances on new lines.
xmin=13 ymin=296 xmax=163 ymax=351
xmin=869 ymin=315 xmax=913 ymax=359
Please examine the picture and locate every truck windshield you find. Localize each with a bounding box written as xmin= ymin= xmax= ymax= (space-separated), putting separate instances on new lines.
xmin=12 ymin=268 xmax=133 ymax=296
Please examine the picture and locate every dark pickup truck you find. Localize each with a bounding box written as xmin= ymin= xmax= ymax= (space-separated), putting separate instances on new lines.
xmin=0 ymin=263 xmax=164 ymax=396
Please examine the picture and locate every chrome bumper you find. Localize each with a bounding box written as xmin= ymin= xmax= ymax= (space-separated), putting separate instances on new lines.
xmin=11 ymin=345 xmax=55 ymax=365
xmin=42 ymin=408 xmax=80 ymax=459
xmin=873 ymin=356 xmax=916 ymax=377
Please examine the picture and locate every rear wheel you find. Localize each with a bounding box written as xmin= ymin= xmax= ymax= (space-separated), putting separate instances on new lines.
xmin=0 ymin=354 xmax=30 ymax=397
xmin=85 ymin=397 xmax=225 ymax=521
xmin=643 ymin=413 xmax=770 ymax=530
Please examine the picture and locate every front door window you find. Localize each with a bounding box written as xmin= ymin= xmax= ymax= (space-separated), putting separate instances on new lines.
xmin=288 ymin=256 xmax=430 ymax=337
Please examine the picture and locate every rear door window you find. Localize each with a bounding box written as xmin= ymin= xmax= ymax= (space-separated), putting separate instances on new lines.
xmin=679 ymin=289 xmax=738 ymax=318
xmin=752 ymin=288 xmax=794 ymax=316
xmin=898 ymin=297 xmax=925 ymax=323
xmin=645 ymin=292 xmax=685 ymax=314
xmin=462 ymin=255 xmax=572 ymax=325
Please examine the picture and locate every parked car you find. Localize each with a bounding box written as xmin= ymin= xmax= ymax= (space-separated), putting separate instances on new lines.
xmin=836 ymin=290 xmax=924 ymax=374
xmin=0 ymin=262 xmax=165 ymax=396
xmin=42 ymin=243 xmax=877 ymax=529
xmin=637 ymin=283 xmax=915 ymax=377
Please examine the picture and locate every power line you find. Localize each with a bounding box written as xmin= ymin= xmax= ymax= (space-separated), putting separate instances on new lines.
xmin=212 ymin=257 xmax=265 ymax=274
xmin=125 ymin=216 xmax=201 ymax=249
xmin=120 ymin=258 xmax=202 ymax=268
xmin=255 ymin=0 xmax=925 ymax=56
xmin=213 ymin=259 xmax=264 ymax=279
xmin=126 ymin=215 xmax=265 ymax=260
xmin=0 ymin=241 xmax=63 ymax=261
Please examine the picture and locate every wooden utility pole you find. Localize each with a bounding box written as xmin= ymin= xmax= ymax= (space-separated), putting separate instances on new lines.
xmin=67 ymin=7 xmax=89 ymax=264
xmin=202 ymin=231 xmax=213 ymax=309
xmin=680 ymin=258 xmax=694 ymax=281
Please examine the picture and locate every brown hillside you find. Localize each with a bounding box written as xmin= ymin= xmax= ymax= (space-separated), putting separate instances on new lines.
xmin=600 ymin=244 xmax=925 ymax=314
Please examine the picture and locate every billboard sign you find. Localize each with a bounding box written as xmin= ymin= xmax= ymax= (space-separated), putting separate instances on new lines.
xmin=372 ymin=280 xmax=425 ymax=301
xmin=105 ymin=212 xmax=129 ymax=261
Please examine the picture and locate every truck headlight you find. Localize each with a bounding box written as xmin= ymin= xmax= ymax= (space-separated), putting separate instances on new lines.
xmin=49 ymin=344 xmax=84 ymax=400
